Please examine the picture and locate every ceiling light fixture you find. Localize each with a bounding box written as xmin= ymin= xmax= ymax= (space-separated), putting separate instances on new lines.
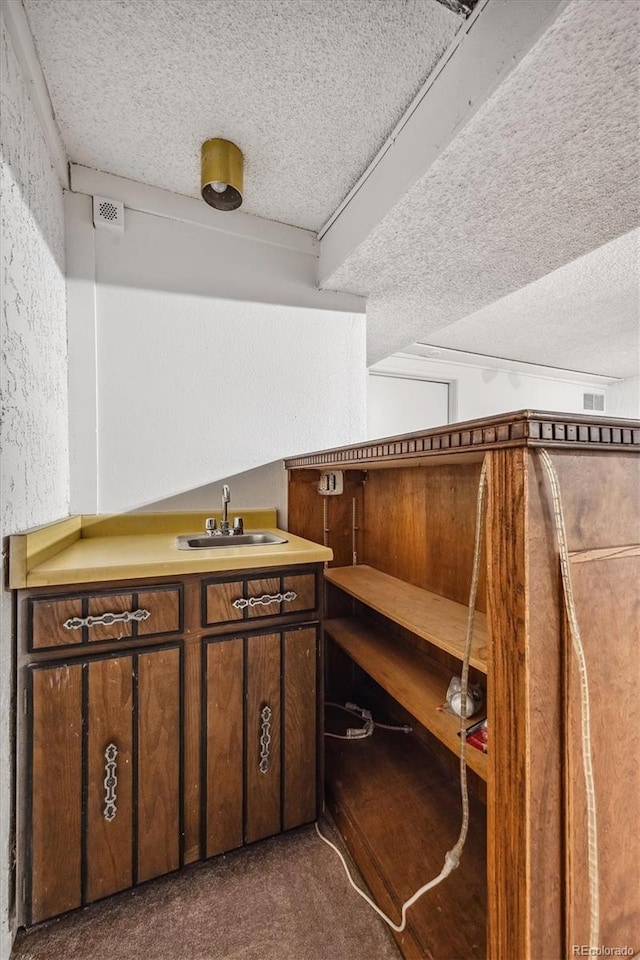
xmin=201 ymin=138 xmax=243 ymax=211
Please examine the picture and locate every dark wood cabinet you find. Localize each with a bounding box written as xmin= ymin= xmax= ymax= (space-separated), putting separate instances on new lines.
xmin=28 ymin=644 xmax=183 ymax=924
xmin=28 ymin=584 xmax=182 ymax=651
xmin=18 ymin=562 xmax=323 ymax=926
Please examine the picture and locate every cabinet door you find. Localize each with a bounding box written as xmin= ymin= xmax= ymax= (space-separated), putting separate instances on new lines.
xmin=28 ymin=644 xmax=182 ymax=924
xmin=202 ymin=626 xmax=318 ymax=858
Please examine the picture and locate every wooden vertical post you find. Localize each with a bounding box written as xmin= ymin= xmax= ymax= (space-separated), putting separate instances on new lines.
xmin=486 ymin=448 xmax=565 ymax=959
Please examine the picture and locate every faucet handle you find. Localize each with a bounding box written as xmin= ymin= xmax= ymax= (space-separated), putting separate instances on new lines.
xmin=205 ymin=517 xmax=217 ymax=535
xmin=233 ymin=516 xmax=244 ymax=535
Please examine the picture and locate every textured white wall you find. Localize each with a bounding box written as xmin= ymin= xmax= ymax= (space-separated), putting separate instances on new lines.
xmin=95 ymin=282 xmax=365 ymax=512
xmin=0 ymin=15 xmax=69 ymax=956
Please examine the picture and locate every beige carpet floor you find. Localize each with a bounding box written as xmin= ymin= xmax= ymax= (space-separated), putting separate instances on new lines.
xmin=11 ymin=823 xmax=401 ymax=960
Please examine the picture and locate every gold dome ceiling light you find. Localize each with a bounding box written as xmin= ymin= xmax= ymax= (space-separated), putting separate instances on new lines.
xmin=201 ymin=138 xmax=243 ymax=211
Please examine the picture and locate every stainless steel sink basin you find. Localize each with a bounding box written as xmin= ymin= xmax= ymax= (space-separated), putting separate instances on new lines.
xmin=176 ymin=531 xmax=288 ymax=550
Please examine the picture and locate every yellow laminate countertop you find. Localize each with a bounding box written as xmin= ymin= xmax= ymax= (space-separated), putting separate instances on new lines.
xmin=10 ymin=511 xmax=332 ymax=588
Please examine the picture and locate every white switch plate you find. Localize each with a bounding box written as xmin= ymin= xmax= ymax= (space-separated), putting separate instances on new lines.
xmin=318 ymin=471 xmax=344 ymax=495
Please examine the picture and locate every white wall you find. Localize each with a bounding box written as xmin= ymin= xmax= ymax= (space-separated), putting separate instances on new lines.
xmin=606 ymin=376 xmax=640 ymax=419
xmin=367 ymin=373 xmax=449 ymax=438
xmin=370 ymin=351 xmax=618 ymax=428
xmin=96 ymin=286 xmax=365 ymax=512
xmin=137 ymin=460 xmax=288 ymax=524
xmin=0 ymin=15 xmax=69 ymax=956
xmin=66 ymin=193 xmax=367 ymax=514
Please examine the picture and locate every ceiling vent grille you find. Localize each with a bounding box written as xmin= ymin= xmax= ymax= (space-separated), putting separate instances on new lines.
xmin=92 ymin=196 xmax=124 ymax=232
xmin=583 ymin=392 xmax=605 ymax=412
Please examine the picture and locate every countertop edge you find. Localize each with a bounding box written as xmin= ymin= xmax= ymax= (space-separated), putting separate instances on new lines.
xmin=16 ymin=526 xmax=332 ymax=589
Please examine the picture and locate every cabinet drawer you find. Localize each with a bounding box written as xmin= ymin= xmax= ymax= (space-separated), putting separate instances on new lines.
xmin=29 ymin=585 xmax=183 ymax=651
xmin=202 ymin=571 xmax=316 ymax=628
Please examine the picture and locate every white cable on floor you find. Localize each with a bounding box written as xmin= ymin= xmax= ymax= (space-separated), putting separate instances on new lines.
xmin=539 ymin=448 xmax=599 ymax=950
xmin=316 ymin=457 xmax=488 ymax=933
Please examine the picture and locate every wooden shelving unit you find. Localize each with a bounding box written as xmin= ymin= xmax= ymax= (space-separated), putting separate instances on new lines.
xmin=324 ymin=565 xmax=488 ymax=674
xmin=325 ymin=616 xmax=488 ymax=780
xmin=326 ymin=727 xmax=487 ymax=959
xmin=287 ymin=411 xmax=640 ymax=959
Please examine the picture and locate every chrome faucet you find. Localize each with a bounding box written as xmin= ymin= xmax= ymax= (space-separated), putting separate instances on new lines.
xmin=205 ymin=484 xmax=241 ymax=537
xmin=220 ymin=484 xmax=231 ymax=534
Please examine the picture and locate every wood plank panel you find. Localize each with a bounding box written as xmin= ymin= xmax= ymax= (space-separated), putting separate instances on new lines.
xmin=286 ymin=469 xmax=365 ymax=570
xmin=486 ymin=447 xmax=567 ymax=960
xmin=246 ymin=578 xmax=280 ymax=619
xmin=205 ymin=580 xmax=244 ymax=625
xmin=549 ymin=451 xmax=640 ymax=550
xmin=283 ymin=628 xmax=317 ymax=829
xmin=137 ymin=646 xmax=181 ymax=883
xmin=565 ymin=555 xmax=640 ymax=950
xmin=286 ymin=470 xmax=324 ymax=548
xmin=325 ymin=617 xmax=487 ymax=780
xmin=86 ymin=657 xmax=133 ymax=902
xmin=182 ymin=577 xmax=202 ymax=863
xmin=30 ymin=597 xmax=83 ymax=648
xmin=325 ymin=565 xmax=488 ymax=672
xmin=137 ymin=588 xmax=180 ymax=635
xmin=205 ymin=639 xmax=244 ymax=857
xmin=87 ymin=593 xmax=133 ymax=643
xmin=245 ymin=633 xmax=281 ymax=843
xmin=282 ymin=574 xmax=316 ymax=615
xmin=485 ymin=448 xmax=530 ymax=960
xmin=31 ymin=663 xmax=83 ymax=922
xmin=363 ymin=463 xmax=487 ymax=610
xmin=326 ymin=728 xmax=487 ymax=959
xmin=524 ymin=447 xmax=566 ymax=959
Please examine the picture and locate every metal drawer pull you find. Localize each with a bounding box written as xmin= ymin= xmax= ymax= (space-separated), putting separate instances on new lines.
xmin=259 ymin=705 xmax=272 ymax=774
xmin=103 ymin=743 xmax=118 ymax=821
xmin=63 ymin=608 xmax=151 ymax=630
xmin=232 ymin=591 xmax=297 ymax=611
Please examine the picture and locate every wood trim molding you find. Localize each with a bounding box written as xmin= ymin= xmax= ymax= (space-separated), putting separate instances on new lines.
xmin=70 ymin=165 xmax=318 ymax=256
xmin=284 ymin=410 xmax=640 ymax=469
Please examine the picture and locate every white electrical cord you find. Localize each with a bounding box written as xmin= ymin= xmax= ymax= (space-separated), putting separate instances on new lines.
xmin=324 ymin=701 xmax=412 ymax=740
xmin=316 ymin=457 xmax=488 ymax=933
xmin=539 ymin=448 xmax=599 ymax=950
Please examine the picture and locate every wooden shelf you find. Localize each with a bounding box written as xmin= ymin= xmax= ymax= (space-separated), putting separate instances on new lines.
xmin=325 ymin=617 xmax=488 ymax=781
xmin=324 ymin=565 xmax=489 ymax=674
xmin=325 ymin=727 xmax=487 ymax=959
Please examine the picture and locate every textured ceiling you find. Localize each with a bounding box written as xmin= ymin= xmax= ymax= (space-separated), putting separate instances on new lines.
xmin=429 ymin=230 xmax=640 ymax=379
xmin=23 ymin=0 xmax=460 ymax=231
xmin=326 ymin=0 xmax=640 ymax=372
